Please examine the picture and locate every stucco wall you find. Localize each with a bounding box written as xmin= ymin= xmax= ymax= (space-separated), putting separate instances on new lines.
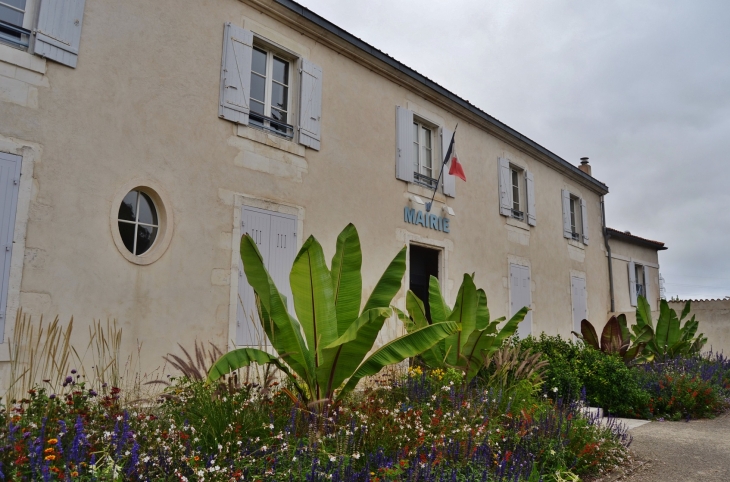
xmin=668 ymin=300 xmax=730 ymax=356
xmin=0 ymin=0 xmax=612 ymax=384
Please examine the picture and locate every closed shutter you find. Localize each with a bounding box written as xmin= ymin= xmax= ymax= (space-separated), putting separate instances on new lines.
xmin=571 ymin=276 xmax=587 ymax=333
xmin=237 ymin=208 xmax=272 ymax=345
xmin=561 ymin=190 xmax=572 ymax=238
xmin=510 ymin=264 xmax=532 ymax=339
xmin=498 ymin=157 xmax=512 ymax=216
xmin=237 ymin=207 xmax=297 ymax=346
xmin=219 ymin=23 xmax=254 ymax=126
xmin=525 ymin=171 xmax=536 ymax=226
xmin=268 ymin=214 xmax=296 ymax=311
xmin=0 ymin=152 xmax=22 ymax=338
xmin=33 ymin=0 xmax=86 ymax=68
xmin=580 ymin=198 xmax=589 ymax=244
xmin=298 ymin=59 xmax=323 ymax=150
xmin=395 ymin=106 xmax=414 ymax=182
xmin=628 ymin=260 xmax=637 ymax=307
xmin=441 ymin=127 xmax=455 ymax=198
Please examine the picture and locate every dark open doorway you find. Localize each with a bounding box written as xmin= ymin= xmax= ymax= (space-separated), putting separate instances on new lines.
xmin=409 ymin=244 xmax=440 ymax=322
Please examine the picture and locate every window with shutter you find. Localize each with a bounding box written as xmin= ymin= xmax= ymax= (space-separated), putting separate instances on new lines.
xmin=562 ymin=189 xmax=572 ymax=238
xmin=33 ymin=0 xmax=86 ymax=68
xmin=237 ymin=207 xmax=297 ymax=346
xmin=0 ymin=152 xmax=21 ymax=339
xmin=219 ymin=23 xmax=254 ymax=126
xmin=395 ymin=106 xmax=414 ymax=183
xmin=580 ymin=198 xmax=589 ymax=244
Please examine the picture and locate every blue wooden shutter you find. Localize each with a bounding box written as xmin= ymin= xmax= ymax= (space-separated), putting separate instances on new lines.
xmin=0 ymin=152 xmax=22 ymax=338
xmin=525 ymin=170 xmax=536 ymax=226
xmin=561 ymin=190 xmax=572 ymax=238
xmin=395 ymin=106 xmax=414 ymax=182
xmin=628 ymin=260 xmax=637 ymax=307
xmin=219 ymin=23 xmax=254 ymax=125
xmin=498 ymin=158 xmax=511 ymax=216
xmin=33 ymin=0 xmax=86 ymax=68
xmin=298 ymin=59 xmax=323 ymax=150
xmin=580 ymin=198 xmax=589 ymax=244
xmin=441 ymin=127 xmax=455 ymax=198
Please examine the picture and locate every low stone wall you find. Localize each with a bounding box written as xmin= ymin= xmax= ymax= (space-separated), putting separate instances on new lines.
xmin=669 ymin=299 xmax=730 ymax=356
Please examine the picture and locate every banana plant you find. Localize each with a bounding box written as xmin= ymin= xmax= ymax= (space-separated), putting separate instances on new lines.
xmin=572 ymin=315 xmax=653 ymax=364
xmin=207 ymin=224 xmax=458 ymax=403
xmin=397 ymin=273 xmax=528 ymax=383
xmin=635 ymin=296 xmax=706 ymax=361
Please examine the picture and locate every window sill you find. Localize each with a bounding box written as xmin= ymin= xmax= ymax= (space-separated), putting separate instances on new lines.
xmin=0 ymin=42 xmax=46 ymax=74
xmin=236 ymin=124 xmax=305 ymax=157
xmin=406 ymin=182 xmax=446 ymax=203
xmin=506 ymin=216 xmax=530 ymax=231
xmin=568 ymin=238 xmax=586 ymax=250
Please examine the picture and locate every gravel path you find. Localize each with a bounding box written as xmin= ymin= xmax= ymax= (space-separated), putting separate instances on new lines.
xmin=619 ymin=411 xmax=730 ymax=482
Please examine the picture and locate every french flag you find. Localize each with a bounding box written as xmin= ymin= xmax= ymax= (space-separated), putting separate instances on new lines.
xmin=444 ymin=131 xmax=466 ymax=182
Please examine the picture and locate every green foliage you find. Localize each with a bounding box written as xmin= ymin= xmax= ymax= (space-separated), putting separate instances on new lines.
xmin=208 ymin=224 xmax=458 ymax=402
xmin=518 ymin=334 xmax=585 ymax=401
xmin=647 ymin=374 xmax=725 ymax=419
xmin=479 ymin=345 xmax=549 ymax=405
xmin=572 ymin=314 xmax=653 ymax=364
xmin=398 ymin=273 xmax=528 ymax=383
xmin=637 ymin=297 xmax=707 ymax=360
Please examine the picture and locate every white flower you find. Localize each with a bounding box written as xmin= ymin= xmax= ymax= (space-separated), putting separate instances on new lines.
xmin=269 ymin=423 xmax=275 ymax=429
xmin=218 ymin=444 xmax=223 ymax=451
xmin=261 ymin=445 xmax=268 ymax=452
xmin=329 ymin=455 xmax=336 ymax=462
xmin=292 ymin=456 xmax=297 ymax=462
xmin=552 ymin=387 xmax=558 ymax=393
xmin=353 ymin=452 xmax=360 ymax=460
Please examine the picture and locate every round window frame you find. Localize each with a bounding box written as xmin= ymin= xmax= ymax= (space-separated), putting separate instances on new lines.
xmin=110 ymin=179 xmax=173 ymax=265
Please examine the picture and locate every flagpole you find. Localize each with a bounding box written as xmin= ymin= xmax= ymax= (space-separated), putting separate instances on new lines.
xmin=426 ymin=123 xmax=458 ymax=212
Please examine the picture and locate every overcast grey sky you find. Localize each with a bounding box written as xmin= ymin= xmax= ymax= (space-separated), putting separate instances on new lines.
xmin=299 ymin=0 xmax=730 ymax=300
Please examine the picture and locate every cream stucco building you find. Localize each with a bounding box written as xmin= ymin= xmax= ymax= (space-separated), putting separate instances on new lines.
xmin=0 ymin=0 xmax=667 ymax=382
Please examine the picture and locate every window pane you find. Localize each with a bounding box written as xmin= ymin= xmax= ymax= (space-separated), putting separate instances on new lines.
xmin=422 ymin=127 xmax=431 ymax=148
xmin=423 ymin=146 xmax=432 ymax=170
xmin=136 ymin=225 xmax=158 ymax=255
xmin=0 ymin=2 xmax=25 ymax=27
xmin=413 ymin=123 xmax=419 ymax=170
xmin=272 ymin=57 xmax=288 ymax=85
xmin=137 ymin=192 xmax=158 ymax=226
xmin=252 ymin=48 xmax=267 ymax=75
xmin=570 ymin=199 xmax=577 ymax=231
xmin=250 ymin=100 xmax=265 ymax=116
xmin=271 ymin=108 xmax=287 ymax=124
xmin=250 ymin=73 xmax=266 ymax=103
xmin=271 ymin=82 xmax=288 ymax=111
xmin=118 ymin=191 xmax=138 ymax=222
xmin=118 ymin=221 xmax=136 ymax=254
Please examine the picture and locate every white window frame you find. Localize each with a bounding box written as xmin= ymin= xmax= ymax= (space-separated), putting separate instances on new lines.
xmin=249 ymin=43 xmax=294 ymax=138
xmin=569 ymin=194 xmax=583 ymax=241
xmin=0 ymin=0 xmax=34 ymax=48
xmin=412 ymin=119 xmax=435 ymax=185
xmin=509 ymin=164 xmax=525 ymax=221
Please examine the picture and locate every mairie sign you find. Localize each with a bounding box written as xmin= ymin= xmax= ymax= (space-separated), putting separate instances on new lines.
xmin=404 ymin=207 xmax=450 ymax=233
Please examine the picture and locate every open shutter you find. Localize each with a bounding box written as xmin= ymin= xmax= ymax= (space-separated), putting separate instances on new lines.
xmin=395 ymin=106 xmax=414 ymax=183
xmin=628 ymin=260 xmax=637 ymax=306
xmin=33 ymin=0 xmax=86 ymax=68
xmin=498 ymin=157 xmax=512 ymax=216
xmin=525 ymin=171 xmax=536 ymax=226
xmin=580 ymin=198 xmax=589 ymax=244
xmin=561 ymin=190 xmax=572 ymax=238
xmin=219 ymin=23 xmax=254 ymax=125
xmin=298 ymin=59 xmax=323 ymax=150
xmin=441 ymin=127 xmax=455 ymax=197
xmin=0 ymin=152 xmax=22 ymax=338
xmin=643 ymin=265 xmax=651 ymax=308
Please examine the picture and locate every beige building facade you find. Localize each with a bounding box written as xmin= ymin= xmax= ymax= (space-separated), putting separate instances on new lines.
xmin=0 ymin=0 xmax=668 ymax=383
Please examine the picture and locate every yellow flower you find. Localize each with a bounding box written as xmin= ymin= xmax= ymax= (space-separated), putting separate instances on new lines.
xmin=44 ymin=448 xmax=54 ymax=454
xmin=47 ymin=438 xmax=58 ymax=445
xmin=44 ymin=455 xmax=56 ymax=461
xmin=71 ymin=471 xmax=79 ymax=477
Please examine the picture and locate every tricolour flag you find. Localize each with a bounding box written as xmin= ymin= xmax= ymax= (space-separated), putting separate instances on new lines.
xmin=443 ymin=131 xmax=466 ymax=182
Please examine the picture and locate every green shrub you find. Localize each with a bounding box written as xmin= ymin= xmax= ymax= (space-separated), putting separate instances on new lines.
xmin=644 ymin=373 xmax=727 ymax=420
xmin=518 ymin=334 xmax=584 ymax=401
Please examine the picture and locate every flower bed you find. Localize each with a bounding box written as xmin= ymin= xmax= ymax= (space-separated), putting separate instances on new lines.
xmin=0 ymin=369 xmax=631 ymax=481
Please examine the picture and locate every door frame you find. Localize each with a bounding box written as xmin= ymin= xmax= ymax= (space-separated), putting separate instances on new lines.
xmin=228 ymin=193 xmax=305 ymax=351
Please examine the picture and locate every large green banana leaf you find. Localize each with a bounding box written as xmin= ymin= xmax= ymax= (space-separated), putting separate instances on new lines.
xmin=330 ymin=224 xmax=362 ymax=334
xmin=444 ymin=274 xmax=478 ymax=365
xmin=403 ymin=292 xmax=445 ymax=368
xmin=338 ymin=321 xmax=459 ymax=398
xmin=475 ymin=289 xmax=490 ymax=331
xmin=655 ymin=300 xmax=671 ymax=352
xmin=240 ymin=235 xmax=313 ymax=382
xmin=666 ymin=308 xmax=681 ymax=348
xmin=679 ymin=300 xmax=692 ymax=322
xmin=428 ymin=276 xmax=451 ymax=322
xmin=207 ymin=348 xmax=304 ymax=398
xmin=636 ymin=296 xmax=653 ymax=329
xmin=361 ymin=247 xmax=407 ymax=312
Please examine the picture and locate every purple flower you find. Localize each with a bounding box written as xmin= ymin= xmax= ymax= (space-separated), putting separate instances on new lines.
xmin=49 ymin=394 xmax=56 ymax=400
xmin=65 ymin=376 xmax=73 ymax=384
xmin=71 ymin=369 xmax=77 ymax=375
xmin=89 ymin=390 xmax=97 ymax=397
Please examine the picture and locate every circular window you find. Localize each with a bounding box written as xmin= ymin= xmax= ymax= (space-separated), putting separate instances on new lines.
xmin=118 ymin=190 xmax=159 ymax=255
xmin=110 ymin=180 xmax=173 ymax=265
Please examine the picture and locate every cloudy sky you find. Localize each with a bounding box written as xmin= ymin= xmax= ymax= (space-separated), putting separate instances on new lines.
xmin=299 ymin=0 xmax=730 ymax=300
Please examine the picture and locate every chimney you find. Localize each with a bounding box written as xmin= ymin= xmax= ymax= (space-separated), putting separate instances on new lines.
xmin=578 ymin=157 xmax=592 ymax=176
